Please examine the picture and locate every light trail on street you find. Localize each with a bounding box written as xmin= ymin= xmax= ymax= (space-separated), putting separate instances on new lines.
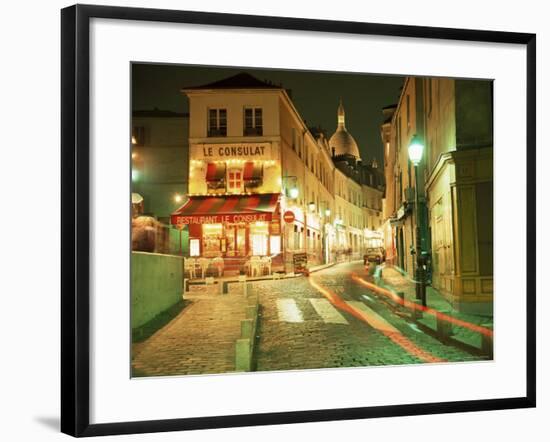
xmin=350 ymin=273 xmax=494 ymax=338
xmin=308 ymin=276 xmax=445 ymax=363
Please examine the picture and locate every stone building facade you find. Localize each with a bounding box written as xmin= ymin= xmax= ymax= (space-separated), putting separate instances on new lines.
xmin=382 ymin=76 xmax=493 ymax=314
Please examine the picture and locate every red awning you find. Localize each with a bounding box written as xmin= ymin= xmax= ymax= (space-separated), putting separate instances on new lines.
xmin=243 ymin=162 xmax=262 ymax=181
xmin=206 ymin=163 xmax=226 ymax=181
xmin=243 ymin=162 xmax=254 ymax=180
xmin=171 ymin=193 xmax=279 ymax=225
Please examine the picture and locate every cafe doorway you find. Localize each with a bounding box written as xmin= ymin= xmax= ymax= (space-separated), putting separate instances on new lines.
xmin=225 ymin=224 xmax=247 ymax=257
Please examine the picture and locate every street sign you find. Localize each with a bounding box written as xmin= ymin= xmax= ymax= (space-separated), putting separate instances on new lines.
xmin=283 ymin=210 xmax=295 ymax=224
xmin=293 ymin=252 xmax=308 ymax=274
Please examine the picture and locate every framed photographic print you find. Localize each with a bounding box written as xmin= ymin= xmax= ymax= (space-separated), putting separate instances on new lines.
xmin=61 ymin=4 xmax=536 ymax=437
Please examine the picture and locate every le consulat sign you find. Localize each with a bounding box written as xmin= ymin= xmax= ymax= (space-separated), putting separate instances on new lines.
xmin=193 ymin=143 xmax=271 ymax=161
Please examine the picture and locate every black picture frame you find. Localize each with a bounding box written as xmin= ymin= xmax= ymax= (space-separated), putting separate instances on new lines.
xmin=61 ymin=4 xmax=536 ymax=437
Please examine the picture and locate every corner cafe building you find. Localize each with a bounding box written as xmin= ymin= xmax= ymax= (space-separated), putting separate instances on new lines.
xmin=170 ymin=134 xmax=285 ymax=261
xmin=170 ymin=73 xmax=331 ymax=269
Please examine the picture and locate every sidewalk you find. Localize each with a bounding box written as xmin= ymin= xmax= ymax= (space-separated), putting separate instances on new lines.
xmin=132 ymin=290 xmax=249 ymax=376
xmin=375 ymin=265 xmax=493 ymax=352
xmin=187 ymin=260 xmax=337 ymax=286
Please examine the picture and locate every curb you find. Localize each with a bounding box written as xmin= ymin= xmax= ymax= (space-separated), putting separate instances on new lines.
xmin=373 ymin=266 xmax=492 ymax=358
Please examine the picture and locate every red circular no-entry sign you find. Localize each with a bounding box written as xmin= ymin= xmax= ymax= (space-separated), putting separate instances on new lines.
xmin=283 ymin=210 xmax=295 ymax=224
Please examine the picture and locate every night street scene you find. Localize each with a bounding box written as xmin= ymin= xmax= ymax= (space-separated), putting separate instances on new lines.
xmin=131 ymin=64 xmax=494 ymax=377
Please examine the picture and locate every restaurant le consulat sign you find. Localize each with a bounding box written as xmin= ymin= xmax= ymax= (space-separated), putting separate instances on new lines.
xmin=193 ymin=143 xmax=272 ymax=161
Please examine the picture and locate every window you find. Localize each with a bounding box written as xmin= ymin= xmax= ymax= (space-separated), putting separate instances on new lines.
xmin=206 ymin=163 xmax=226 ymax=192
xmin=208 ymin=109 xmax=227 ymax=137
xmin=244 ymin=107 xmax=263 ymax=136
xmin=406 ymin=95 xmax=411 ymax=132
xmin=243 ymin=162 xmax=263 ymax=189
xmin=189 ymin=239 xmax=200 ymax=257
xmin=270 ymin=235 xmax=281 ymax=254
xmin=132 ymin=126 xmax=145 ymax=146
xmin=202 ymin=224 xmax=223 ymax=257
xmin=227 ymin=168 xmax=243 ymax=193
xmin=397 ymin=116 xmax=401 ymax=151
xmin=250 ymin=222 xmax=269 ymax=256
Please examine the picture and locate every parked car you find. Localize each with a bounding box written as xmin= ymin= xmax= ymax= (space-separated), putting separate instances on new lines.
xmin=363 ymin=247 xmax=385 ymax=265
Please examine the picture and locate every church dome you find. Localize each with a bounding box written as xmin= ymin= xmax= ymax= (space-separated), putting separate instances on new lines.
xmin=329 ymin=99 xmax=361 ymax=159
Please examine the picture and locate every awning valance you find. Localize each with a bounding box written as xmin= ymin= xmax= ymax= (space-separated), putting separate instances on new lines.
xmin=171 ymin=193 xmax=279 ymax=225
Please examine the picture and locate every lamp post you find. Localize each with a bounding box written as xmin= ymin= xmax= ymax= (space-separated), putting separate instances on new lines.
xmin=408 ymin=134 xmax=427 ymax=307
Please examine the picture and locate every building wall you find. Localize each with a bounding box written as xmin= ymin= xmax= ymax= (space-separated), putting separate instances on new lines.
xmin=384 ymin=77 xmax=428 ymax=276
xmin=132 ymin=114 xmax=190 ymax=256
xmin=424 ymin=78 xmax=456 ymax=173
xmin=131 ymin=251 xmax=183 ymax=329
xmin=424 ymin=78 xmax=494 ymax=314
xmin=427 ymin=148 xmax=493 ymax=313
xmin=187 ymin=91 xmax=282 ymax=196
xmin=188 ymin=92 xmax=280 ymax=139
xmin=132 ymin=116 xmax=189 ymax=218
xmin=279 ymin=96 xmax=335 ymax=264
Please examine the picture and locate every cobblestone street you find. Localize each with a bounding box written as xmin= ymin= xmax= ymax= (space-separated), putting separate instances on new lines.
xmin=254 ymin=261 xmax=485 ymax=372
xmin=132 ymin=291 xmax=246 ymax=377
xmin=131 ymin=261 xmax=488 ymax=378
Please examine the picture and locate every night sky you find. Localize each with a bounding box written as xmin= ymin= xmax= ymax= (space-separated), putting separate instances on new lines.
xmin=132 ymin=64 xmax=404 ymax=163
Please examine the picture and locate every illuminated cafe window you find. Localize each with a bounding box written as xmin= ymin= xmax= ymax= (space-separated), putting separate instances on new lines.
xmin=202 ymin=224 xmax=223 ymax=257
xmin=227 ymin=168 xmax=243 ymax=193
xmin=244 ymin=107 xmax=263 ymax=136
xmin=270 ymin=235 xmax=281 ymax=254
xmin=206 ymin=163 xmax=226 ymax=191
xmin=208 ymin=108 xmax=227 ymax=137
xmin=251 ymin=233 xmax=268 ymax=256
xmin=189 ymin=238 xmax=200 ymax=257
xmin=250 ymin=222 xmax=269 ymax=256
xmin=243 ymin=161 xmax=263 ymax=189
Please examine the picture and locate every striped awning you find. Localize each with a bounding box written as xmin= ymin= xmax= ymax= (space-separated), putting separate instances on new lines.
xmin=171 ymin=193 xmax=279 ymax=225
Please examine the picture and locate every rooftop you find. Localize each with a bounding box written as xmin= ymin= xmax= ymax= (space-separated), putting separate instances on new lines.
xmin=182 ymin=72 xmax=283 ymax=91
xmin=133 ymin=109 xmax=189 ymax=118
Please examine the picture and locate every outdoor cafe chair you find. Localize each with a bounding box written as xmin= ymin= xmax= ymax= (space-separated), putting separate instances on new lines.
xmin=211 ymin=256 xmax=224 ymax=277
xmin=260 ymin=256 xmax=272 ymax=275
xmin=184 ymin=257 xmax=196 ymax=279
xmin=198 ymin=257 xmax=210 ymax=279
xmin=249 ymin=256 xmax=262 ymax=277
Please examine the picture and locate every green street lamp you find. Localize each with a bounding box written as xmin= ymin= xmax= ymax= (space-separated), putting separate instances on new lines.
xmin=408 ymin=134 xmax=427 ymax=307
xmin=408 ymin=134 xmax=424 ymax=166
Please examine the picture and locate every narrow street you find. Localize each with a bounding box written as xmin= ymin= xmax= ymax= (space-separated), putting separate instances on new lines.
xmin=254 ymin=261 xmax=484 ymax=372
